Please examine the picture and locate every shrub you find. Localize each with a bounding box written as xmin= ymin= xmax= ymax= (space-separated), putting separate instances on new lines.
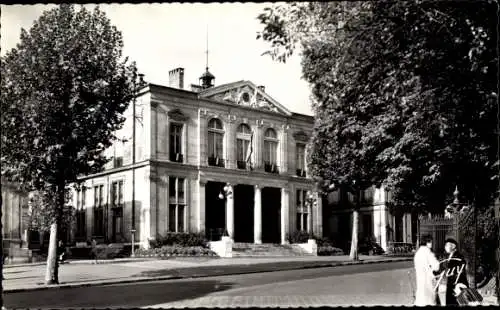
xmin=136 ymin=245 xmax=217 ymax=257
xmin=315 ymin=236 xmax=334 ymax=247
xmin=318 ymin=246 xmax=344 ymax=256
xmin=287 ymin=231 xmax=311 ymax=244
xmin=149 ymin=232 xmax=209 ymax=248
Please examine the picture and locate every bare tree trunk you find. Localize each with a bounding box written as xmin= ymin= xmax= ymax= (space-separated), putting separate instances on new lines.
xmin=350 ymin=208 xmax=359 ymax=261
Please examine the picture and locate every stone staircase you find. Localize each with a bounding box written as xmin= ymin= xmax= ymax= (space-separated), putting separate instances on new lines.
xmin=231 ymin=242 xmax=314 ymax=257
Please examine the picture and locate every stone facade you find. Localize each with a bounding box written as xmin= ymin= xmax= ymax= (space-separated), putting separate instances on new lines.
xmin=71 ymin=75 xmax=319 ymax=248
xmin=1 ymin=180 xmax=30 ymax=257
xmin=323 ymin=185 xmax=416 ymax=251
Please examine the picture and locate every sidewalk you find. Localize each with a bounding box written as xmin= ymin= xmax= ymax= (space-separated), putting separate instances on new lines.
xmin=3 ymin=255 xmax=412 ymax=293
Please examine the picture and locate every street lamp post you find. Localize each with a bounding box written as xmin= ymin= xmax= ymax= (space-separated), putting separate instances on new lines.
xmin=130 ymin=229 xmax=136 ymax=257
xmin=218 ymin=184 xmax=233 ymax=238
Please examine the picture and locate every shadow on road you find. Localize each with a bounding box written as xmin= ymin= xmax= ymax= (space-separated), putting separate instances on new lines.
xmin=3 ymin=279 xmax=235 ymax=309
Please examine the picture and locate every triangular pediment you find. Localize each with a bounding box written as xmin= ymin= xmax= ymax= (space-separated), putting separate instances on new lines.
xmin=198 ymin=81 xmax=292 ymax=116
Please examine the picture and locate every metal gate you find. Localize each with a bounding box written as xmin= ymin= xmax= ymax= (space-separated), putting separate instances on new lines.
xmin=418 ymin=210 xmax=478 ymax=288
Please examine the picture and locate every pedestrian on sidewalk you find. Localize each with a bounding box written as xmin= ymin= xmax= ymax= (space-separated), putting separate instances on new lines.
xmin=434 ymin=238 xmax=471 ymax=306
xmin=58 ymin=240 xmax=66 ymax=263
xmin=413 ymin=235 xmax=440 ymax=306
xmin=90 ymin=238 xmax=98 ymax=264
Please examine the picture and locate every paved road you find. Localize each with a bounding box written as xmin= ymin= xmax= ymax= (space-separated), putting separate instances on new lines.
xmin=3 ymin=261 xmax=414 ymax=308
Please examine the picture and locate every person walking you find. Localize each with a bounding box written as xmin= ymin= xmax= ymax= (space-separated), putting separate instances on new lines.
xmin=434 ymin=238 xmax=469 ymax=306
xmin=90 ymin=238 xmax=98 ymax=264
xmin=413 ymin=235 xmax=441 ymax=306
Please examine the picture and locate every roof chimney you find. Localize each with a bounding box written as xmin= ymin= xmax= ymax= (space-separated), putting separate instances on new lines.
xmin=168 ymin=68 xmax=184 ymax=89
xmin=257 ymin=85 xmax=265 ymax=93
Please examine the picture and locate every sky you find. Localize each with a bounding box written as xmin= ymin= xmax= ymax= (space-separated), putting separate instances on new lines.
xmin=1 ymin=3 xmax=313 ymax=116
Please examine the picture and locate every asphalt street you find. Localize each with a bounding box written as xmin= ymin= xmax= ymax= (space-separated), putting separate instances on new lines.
xmin=3 ymin=261 xmax=413 ymax=308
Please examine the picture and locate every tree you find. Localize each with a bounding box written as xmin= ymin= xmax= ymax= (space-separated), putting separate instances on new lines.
xmin=1 ymin=4 xmax=139 ymax=284
xmin=258 ymin=1 xmax=498 ymax=259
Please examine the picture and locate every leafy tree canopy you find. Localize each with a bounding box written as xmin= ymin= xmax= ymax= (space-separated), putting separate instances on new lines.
xmin=1 ymin=4 xmax=140 ymax=283
xmin=1 ymin=4 xmax=138 ymax=198
xmin=258 ymin=1 xmax=498 ymax=213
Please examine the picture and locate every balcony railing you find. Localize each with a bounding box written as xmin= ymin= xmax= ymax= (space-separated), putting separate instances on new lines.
xmin=169 ymin=152 xmax=184 ymax=163
xmin=264 ymin=162 xmax=279 ymax=174
xmin=208 ymin=156 xmax=226 ymax=168
xmin=296 ymin=168 xmax=306 ymax=177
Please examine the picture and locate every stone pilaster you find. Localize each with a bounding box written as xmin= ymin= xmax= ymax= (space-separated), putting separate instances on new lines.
xmin=198 ymin=109 xmax=208 ymax=166
xmin=226 ymin=118 xmax=236 ymax=169
xmin=225 ymin=183 xmax=234 ymax=239
xmin=254 ymin=120 xmax=263 ymax=170
xmin=280 ymin=125 xmax=289 ymax=174
xmin=281 ymin=187 xmax=290 ymax=244
xmin=197 ymin=179 xmax=206 ymax=233
xmin=254 ymin=184 xmax=262 ymax=244
xmin=150 ymin=102 xmax=158 ymax=160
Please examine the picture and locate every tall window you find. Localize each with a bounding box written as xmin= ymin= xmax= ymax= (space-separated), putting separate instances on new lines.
xmin=208 ymin=118 xmax=224 ymax=166
xmin=296 ymin=189 xmax=309 ymax=232
xmin=111 ymin=180 xmax=124 ymax=237
xmin=236 ymin=124 xmax=252 ymax=169
xmin=264 ymin=128 xmax=278 ymax=173
xmin=111 ymin=180 xmax=124 ymax=208
xmin=169 ymin=177 xmax=186 ymax=232
xmin=76 ymin=187 xmax=86 ymax=239
xmin=296 ymin=143 xmax=306 ymax=176
xmin=169 ymin=123 xmax=183 ymax=162
xmin=93 ymin=185 xmax=105 ymax=236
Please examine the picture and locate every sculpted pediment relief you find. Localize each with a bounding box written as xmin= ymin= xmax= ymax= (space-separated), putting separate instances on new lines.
xmin=200 ymin=81 xmax=291 ymax=116
xmin=168 ymin=108 xmax=189 ymax=122
xmin=293 ymin=130 xmax=309 ymax=142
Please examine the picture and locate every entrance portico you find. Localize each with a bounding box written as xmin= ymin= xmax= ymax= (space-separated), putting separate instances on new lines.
xmin=203 ymin=176 xmax=302 ymax=245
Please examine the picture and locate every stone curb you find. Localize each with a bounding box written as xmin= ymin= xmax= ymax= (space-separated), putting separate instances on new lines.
xmin=3 ymin=258 xmax=154 ymax=268
xmin=3 ymin=257 xmax=412 ymax=294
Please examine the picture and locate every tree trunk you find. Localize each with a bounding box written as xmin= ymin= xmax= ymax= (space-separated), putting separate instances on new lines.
xmin=350 ymin=208 xmax=359 ymax=261
xmin=45 ymin=184 xmax=64 ymax=284
xmin=45 ymin=221 xmax=59 ymax=284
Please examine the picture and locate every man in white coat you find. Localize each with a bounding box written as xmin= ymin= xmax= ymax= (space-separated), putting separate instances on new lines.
xmin=414 ymin=235 xmax=441 ymax=306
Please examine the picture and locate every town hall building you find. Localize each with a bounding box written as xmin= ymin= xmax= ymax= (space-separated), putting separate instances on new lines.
xmin=70 ymin=66 xmax=322 ymax=248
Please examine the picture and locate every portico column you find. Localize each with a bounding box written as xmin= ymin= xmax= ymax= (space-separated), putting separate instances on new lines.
xmin=226 ymin=118 xmax=236 ymax=169
xmin=402 ymin=213 xmax=407 ymax=243
xmin=225 ymin=183 xmax=234 ymax=239
xmin=254 ymin=184 xmax=262 ymax=244
xmin=280 ymin=187 xmax=289 ymax=244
